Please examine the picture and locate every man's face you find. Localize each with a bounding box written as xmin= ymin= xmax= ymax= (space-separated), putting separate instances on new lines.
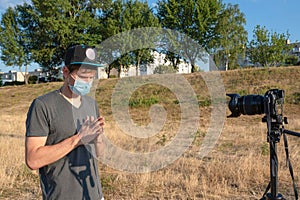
xmin=68 ymin=67 xmax=97 ymax=85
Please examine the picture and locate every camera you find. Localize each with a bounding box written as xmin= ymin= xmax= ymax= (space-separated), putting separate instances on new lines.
xmin=226 ymin=88 xmax=300 ymax=199
xmin=227 ymin=89 xmax=285 ymax=118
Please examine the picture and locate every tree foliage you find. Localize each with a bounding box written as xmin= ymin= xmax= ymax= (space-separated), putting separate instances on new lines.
xmin=0 ymin=7 xmax=31 ymax=84
xmin=16 ymin=0 xmax=109 ymax=72
xmin=0 ymin=0 xmax=294 ymax=76
xmin=153 ymin=64 xmax=177 ymax=74
xmin=210 ymin=3 xmax=247 ymax=70
xmin=248 ymin=25 xmax=290 ymax=67
xmin=99 ymin=0 xmax=160 ymax=77
xmin=156 ymin=0 xmax=222 ymax=72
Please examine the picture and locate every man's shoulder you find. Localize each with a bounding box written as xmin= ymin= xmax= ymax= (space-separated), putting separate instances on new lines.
xmin=82 ymin=95 xmax=97 ymax=103
xmin=36 ymin=90 xmax=60 ymax=104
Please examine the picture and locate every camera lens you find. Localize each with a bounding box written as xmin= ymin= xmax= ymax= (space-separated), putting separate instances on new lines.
xmin=227 ymin=94 xmax=265 ymax=117
xmin=239 ymin=95 xmax=264 ymax=115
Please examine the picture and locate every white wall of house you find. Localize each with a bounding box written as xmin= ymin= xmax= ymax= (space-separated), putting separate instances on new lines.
xmin=29 ymin=69 xmax=49 ymax=79
xmin=0 ymin=70 xmax=27 ymax=84
xmin=0 ymin=50 xmax=211 ymax=84
xmin=96 ymin=67 xmax=108 ymax=79
xmin=291 ymin=42 xmax=300 ymax=61
xmin=121 ymin=51 xmax=195 ymax=77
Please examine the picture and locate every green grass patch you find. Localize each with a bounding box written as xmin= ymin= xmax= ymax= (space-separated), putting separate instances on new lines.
xmin=129 ymin=96 xmax=159 ymax=108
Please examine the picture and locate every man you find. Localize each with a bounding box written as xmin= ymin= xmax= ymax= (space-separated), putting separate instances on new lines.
xmin=25 ymin=45 xmax=105 ymax=200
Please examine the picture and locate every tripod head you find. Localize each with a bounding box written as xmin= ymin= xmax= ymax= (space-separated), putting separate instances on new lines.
xmin=263 ymin=89 xmax=286 ymax=144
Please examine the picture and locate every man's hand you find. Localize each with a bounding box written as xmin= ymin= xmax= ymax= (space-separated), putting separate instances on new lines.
xmin=78 ymin=116 xmax=104 ymax=145
xmin=25 ymin=116 xmax=105 ymax=170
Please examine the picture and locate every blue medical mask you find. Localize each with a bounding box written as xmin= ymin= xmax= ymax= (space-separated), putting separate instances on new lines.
xmin=69 ymin=79 xmax=93 ymax=96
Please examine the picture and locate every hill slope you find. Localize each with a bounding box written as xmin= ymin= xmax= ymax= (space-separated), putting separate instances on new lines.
xmin=0 ymin=66 xmax=300 ymax=199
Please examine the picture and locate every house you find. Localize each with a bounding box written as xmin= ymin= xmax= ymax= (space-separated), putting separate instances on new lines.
xmin=0 ymin=50 xmax=212 ymax=84
xmin=96 ymin=66 xmax=108 ymax=79
xmin=140 ymin=51 xmax=193 ymax=75
xmin=118 ymin=51 xmax=211 ymax=78
xmin=29 ymin=67 xmax=108 ymax=81
xmin=0 ymin=70 xmax=28 ymax=85
xmin=284 ymin=40 xmax=300 ymax=65
xmin=28 ymin=68 xmax=51 ymax=82
xmin=290 ymin=42 xmax=300 ymax=61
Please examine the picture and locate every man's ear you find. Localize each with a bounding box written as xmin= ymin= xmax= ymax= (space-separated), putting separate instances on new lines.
xmin=62 ymin=66 xmax=70 ymax=78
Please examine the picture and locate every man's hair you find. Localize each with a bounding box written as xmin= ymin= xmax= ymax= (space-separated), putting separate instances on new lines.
xmin=67 ymin=64 xmax=97 ymax=74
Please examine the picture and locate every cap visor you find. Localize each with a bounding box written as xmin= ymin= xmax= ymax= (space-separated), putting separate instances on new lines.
xmin=70 ymin=62 xmax=105 ymax=67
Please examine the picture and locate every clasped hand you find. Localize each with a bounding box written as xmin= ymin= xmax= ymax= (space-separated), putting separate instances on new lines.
xmin=78 ymin=116 xmax=105 ymax=145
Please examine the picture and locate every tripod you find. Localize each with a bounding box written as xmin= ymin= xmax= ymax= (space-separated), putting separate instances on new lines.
xmin=260 ymin=111 xmax=300 ymax=200
xmin=226 ymin=89 xmax=300 ymax=199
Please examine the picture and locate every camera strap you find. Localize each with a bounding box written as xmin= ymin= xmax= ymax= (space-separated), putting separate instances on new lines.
xmin=283 ymin=131 xmax=298 ymax=200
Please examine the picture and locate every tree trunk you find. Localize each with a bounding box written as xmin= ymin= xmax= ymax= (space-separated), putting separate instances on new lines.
xmin=225 ymin=59 xmax=229 ymax=71
xmin=191 ymin=64 xmax=196 ymax=73
xmin=136 ymin=59 xmax=140 ymax=76
xmin=19 ymin=65 xmax=29 ymax=84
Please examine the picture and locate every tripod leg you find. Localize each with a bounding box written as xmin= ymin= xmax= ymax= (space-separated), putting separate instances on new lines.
xmin=270 ymin=141 xmax=279 ymax=198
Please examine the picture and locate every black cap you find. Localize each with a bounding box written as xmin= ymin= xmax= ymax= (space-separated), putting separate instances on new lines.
xmin=64 ymin=45 xmax=103 ymax=67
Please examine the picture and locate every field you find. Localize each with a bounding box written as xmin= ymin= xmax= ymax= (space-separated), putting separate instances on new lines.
xmin=0 ymin=66 xmax=300 ymax=199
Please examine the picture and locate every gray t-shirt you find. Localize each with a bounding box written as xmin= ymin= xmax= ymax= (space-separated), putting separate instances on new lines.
xmin=26 ymin=89 xmax=103 ymax=200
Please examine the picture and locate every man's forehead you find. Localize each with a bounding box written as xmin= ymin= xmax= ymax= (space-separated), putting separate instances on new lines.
xmin=77 ymin=67 xmax=97 ymax=74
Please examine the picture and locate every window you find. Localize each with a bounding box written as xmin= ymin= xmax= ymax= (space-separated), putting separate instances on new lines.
xmin=293 ymin=46 xmax=300 ymax=53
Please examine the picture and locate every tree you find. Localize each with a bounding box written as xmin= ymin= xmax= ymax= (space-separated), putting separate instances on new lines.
xmin=99 ymin=0 xmax=160 ymax=77
xmin=248 ymin=25 xmax=290 ymax=67
xmin=285 ymin=55 xmax=299 ymax=66
xmin=210 ymin=3 xmax=247 ymax=70
xmin=156 ymin=0 xmax=222 ymax=72
xmin=0 ymin=7 xmax=31 ymax=84
xmin=122 ymin=0 xmax=160 ymax=76
xmin=153 ymin=64 xmax=177 ymax=74
xmin=16 ymin=0 xmax=109 ymax=73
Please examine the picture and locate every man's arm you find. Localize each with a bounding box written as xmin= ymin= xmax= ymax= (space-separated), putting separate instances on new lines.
xmin=94 ymin=135 xmax=105 ymax=158
xmin=94 ymin=116 xmax=105 ymax=158
xmin=25 ymin=116 xmax=103 ymax=170
xmin=25 ymin=134 xmax=81 ymax=170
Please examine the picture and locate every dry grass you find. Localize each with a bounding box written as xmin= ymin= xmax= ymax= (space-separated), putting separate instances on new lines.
xmin=0 ymin=83 xmax=61 ymax=199
xmin=1 ymin=67 xmax=300 ymax=199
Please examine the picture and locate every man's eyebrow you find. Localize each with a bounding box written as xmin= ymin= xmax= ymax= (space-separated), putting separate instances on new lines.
xmin=77 ymin=74 xmax=96 ymax=78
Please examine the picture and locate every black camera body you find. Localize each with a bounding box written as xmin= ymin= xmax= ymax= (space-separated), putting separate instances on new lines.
xmin=227 ymin=89 xmax=285 ymax=118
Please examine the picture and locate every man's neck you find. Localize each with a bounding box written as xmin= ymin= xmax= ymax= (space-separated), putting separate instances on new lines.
xmin=60 ymin=84 xmax=81 ymax=108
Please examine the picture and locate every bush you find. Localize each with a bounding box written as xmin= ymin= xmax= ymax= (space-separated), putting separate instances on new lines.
xmin=285 ymin=55 xmax=299 ymax=66
xmin=28 ymin=75 xmax=38 ymax=84
xmin=109 ymin=75 xmax=117 ymax=78
xmin=3 ymin=81 xmax=25 ymax=86
xmin=153 ymin=65 xmax=177 ymax=74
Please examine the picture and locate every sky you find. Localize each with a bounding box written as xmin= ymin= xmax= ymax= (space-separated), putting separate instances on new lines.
xmin=221 ymin=0 xmax=300 ymax=42
xmin=0 ymin=0 xmax=299 ymax=72
xmin=148 ymin=0 xmax=300 ymax=42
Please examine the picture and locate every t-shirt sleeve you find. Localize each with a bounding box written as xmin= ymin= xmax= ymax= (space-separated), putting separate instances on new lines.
xmin=26 ymin=98 xmax=49 ymax=137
